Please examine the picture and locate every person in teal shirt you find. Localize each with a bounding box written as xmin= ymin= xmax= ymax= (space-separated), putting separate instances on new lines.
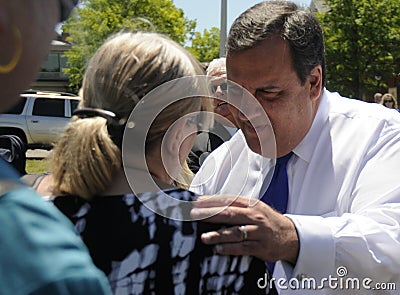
xmin=0 ymin=0 xmax=111 ymax=294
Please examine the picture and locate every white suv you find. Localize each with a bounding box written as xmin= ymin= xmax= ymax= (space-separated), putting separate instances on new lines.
xmin=0 ymin=90 xmax=81 ymax=149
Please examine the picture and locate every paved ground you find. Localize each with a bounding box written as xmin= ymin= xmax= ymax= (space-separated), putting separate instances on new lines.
xmin=26 ymin=149 xmax=52 ymax=159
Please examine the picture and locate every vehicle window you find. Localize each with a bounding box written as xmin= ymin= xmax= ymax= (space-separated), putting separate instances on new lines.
xmin=5 ymin=98 xmax=26 ymax=114
xmin=71 ymin=100 xmax=80 ymax=113
xmin=32 ymin=98 xmax=65 ymax=117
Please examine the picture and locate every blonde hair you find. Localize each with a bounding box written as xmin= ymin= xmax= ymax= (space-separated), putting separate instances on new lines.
xmin=52 ymin=32 xmax=212 ymax=198
xmin=381 ymin=93 xmax=398 ymax=109
xmin=175 ymin=161 xmax=194 ymax=190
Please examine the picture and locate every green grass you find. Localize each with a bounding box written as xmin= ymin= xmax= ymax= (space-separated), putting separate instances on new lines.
xmin=26 ymin=159 xmax=50 ymax=174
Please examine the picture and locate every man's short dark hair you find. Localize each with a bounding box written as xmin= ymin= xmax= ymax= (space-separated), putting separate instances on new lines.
xmin=227 ymin=1 xmax=326 ymax=87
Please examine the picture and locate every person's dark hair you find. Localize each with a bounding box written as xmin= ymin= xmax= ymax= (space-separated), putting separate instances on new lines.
xmin=227 ymin=0 xmax=326 ymax=87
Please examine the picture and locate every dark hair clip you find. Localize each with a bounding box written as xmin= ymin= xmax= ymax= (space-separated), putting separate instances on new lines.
xmin=73 ymin=108 xmax=121 ymax=126
xmin=73 ymin=108 xmax=126 ymax=148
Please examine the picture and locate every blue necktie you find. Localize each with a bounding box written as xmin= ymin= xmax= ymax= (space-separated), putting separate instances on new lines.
xmin=261 ymin=152 xmax=293 ymax=272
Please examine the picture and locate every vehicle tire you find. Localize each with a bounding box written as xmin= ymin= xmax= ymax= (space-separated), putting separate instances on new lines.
xmin=0 ymin=128 xmax=27 ymax=147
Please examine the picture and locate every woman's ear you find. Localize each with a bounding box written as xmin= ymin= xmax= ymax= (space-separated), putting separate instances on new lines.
xmin=164 ymin=119 xmax=186 ymax=155
xmin=309 ymin=65 xmax=323 ymax=101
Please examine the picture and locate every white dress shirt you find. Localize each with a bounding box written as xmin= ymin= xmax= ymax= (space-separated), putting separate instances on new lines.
xmin=190 ymin=89 xmax=400 ymax=294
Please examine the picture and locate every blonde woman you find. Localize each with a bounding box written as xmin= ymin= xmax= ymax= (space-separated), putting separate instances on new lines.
xmin=381 ymin=93 xmax=398 ymax=110
xmin=50 ymin=32 xmax=269 ymax=294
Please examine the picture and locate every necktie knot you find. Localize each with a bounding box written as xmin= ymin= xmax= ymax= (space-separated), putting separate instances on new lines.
xmin=276 ymin=151 xmax=293 ymax=166
xmin=261 ymin=151 xmax=294 ymax=213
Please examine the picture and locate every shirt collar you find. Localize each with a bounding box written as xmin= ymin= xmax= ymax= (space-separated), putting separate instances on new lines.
xmin=292 ymin=88 xmax=330 ymax=163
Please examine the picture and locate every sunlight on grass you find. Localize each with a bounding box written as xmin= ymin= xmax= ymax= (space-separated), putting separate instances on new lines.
xmin=26 ymin=159 xmax=50 ymax=174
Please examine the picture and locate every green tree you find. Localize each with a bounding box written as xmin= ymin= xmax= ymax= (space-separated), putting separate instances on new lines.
xmin=316 ymin=0 xmax=400 ymax=99
xmin=62 ymin=0 xmax=196 ymax=91
xmin=187 ymin=27 xmax=221 ymax=63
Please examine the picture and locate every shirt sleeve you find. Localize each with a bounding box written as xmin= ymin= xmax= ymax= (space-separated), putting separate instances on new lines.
xmin=0 ymin=186 xmax=111 ymax=295
xmin=280 ymin=123 xmax=400 ymax=287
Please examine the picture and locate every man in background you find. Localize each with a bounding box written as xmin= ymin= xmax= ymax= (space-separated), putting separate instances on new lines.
xmin=189 ymin=57 xmax=237 ymax=173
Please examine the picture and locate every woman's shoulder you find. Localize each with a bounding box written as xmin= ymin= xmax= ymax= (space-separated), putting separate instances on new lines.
xmin=52 ymin=188 xmax=197 ymax=219
xmin=136 ymin=188 xmax=197 ymax=220
xmin=143 ymin=188 xmax=197 ymax=200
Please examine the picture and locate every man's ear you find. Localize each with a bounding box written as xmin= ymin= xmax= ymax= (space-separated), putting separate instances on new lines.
xmin=309 ymin=65 xmax=323 ymax=101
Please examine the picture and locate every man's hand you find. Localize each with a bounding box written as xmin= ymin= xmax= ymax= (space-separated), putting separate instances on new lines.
xmin=191 ymin=195 xmax=299 ymax=265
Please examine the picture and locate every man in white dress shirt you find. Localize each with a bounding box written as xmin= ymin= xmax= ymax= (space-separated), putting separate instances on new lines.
xmin=190 ymin=1 xmax=400 ymax=294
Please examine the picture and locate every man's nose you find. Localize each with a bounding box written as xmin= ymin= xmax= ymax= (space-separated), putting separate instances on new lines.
xmin=215 ymin=86 xmax=226 ymax=96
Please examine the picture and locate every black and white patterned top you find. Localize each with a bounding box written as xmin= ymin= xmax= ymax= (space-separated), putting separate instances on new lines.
xmin=53 ymin=188 xmax=273 ymax=295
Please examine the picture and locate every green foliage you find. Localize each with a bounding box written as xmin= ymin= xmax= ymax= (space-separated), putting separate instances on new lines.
xmin=316 ymin=0 xmax=400 ymax=99
xmin=62 ymin=0 xmax=196 ymax=91
xmin=187 ymin=27 xmax=221 ymax=63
